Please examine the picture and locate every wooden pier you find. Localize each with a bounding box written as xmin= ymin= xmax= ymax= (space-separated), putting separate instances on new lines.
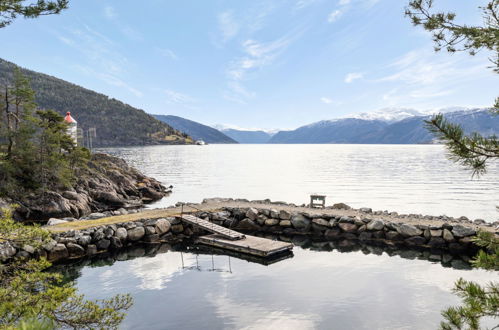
xmin=179 ymin=214 xmax=293 ymax=257
xmin=180 ymin=214 xmax=245 ymax=240
xmin=196 ymin=234 xmax=293 ymax=258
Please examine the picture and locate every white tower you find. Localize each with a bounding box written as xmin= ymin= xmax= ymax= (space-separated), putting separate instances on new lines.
xmin=64 ymin=112 xmax=78 ymax=145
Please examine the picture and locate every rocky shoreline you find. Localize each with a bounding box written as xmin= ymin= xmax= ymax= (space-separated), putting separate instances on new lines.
xmin=1 ymin=198 xmax=496 ymax=264
xmin=0 ymin=153 xmax=170 ymax=221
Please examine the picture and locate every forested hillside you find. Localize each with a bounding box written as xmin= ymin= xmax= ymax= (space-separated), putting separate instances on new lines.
xmin=0 ymin=58 xmax=192 ymax=147
xmin=154 ymin=115 xmax=237 ymax=144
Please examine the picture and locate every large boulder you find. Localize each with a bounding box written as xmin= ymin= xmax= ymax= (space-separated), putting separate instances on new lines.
xmin=236 ymin=218 xmax=260 ymax=231
xmin=338 ymin=223 xmax=357 ymax=233
xmin=66 ymin=243 xmax=85 ymax=258
xmin=246 ymin=208 xmax=259 ymax=220
xmin=451 ymin=225 xmax=476 ymax=238
xmin=366 ymin=219 xmax=384 ymax=231
xmin=290 ymin=214 xmax=310 ymax=230
xmin=397 ymin=224 xmax=423 ymax=237
xmin=47 ymin=244 xmax=69 ymax=262
xmin=127 ymin=227 xmax=145 ymax=241
xmin=155 ymin=219 xmax=171 ymax=235
xmin=115 ymin=227 xmax=128 ymax=241
xmin=279 ymin=210 xmax=292 ymax=220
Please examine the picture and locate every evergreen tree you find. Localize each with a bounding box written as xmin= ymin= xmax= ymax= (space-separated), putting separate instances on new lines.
xmin=0 ymin=0 xmax=68 ymax=28
xmin=0 ymin=207 xmax=132 ymax=329
xmin=406 ymin=0 xmax=499 ymax=175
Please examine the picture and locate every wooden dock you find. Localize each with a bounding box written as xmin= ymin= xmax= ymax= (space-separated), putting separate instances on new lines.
xmin=180 ymin=214 xmax=245 ymax=240
xmin=196 ymin=234 xmax=293 ymax=257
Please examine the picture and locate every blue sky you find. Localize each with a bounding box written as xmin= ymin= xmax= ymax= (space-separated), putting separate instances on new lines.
xmin=0 ymin=0 xmax=497 ymax=130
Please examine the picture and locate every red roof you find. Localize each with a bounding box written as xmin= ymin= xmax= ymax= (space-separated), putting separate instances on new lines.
xmin=64 ymin=112 xmax=76 ymax=124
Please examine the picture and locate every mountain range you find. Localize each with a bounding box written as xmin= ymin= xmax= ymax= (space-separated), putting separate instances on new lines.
xmin=268 ymin=108 xmax=498 ymax=144
xmin=0 ymin=58 xmax=191 ymax=147
xmin=216 ymin=127 xmax=275 ymax=144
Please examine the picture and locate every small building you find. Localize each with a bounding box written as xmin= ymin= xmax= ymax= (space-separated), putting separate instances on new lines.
xmin=64 ymin=112 xmax=77 ymax=145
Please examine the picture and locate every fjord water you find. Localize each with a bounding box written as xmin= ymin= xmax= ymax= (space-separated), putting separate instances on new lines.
xmin=101 ymin=144 xmax=498 ymax=221
xmin=71 ymin=244 xmax=498 ymax=330
xmin=68 ymin=144 xmax=498 ymax=329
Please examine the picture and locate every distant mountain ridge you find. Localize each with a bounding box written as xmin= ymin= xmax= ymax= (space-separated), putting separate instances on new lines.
xmin=153 ymin=115 xmax=237 ymax=144
xmin=217 ymin=128 xmax=274 ymax=144
xmin=0 ymin=58 xmax=191 ymax=147
xmin=269 ymin=108 xmax=498 ymax=144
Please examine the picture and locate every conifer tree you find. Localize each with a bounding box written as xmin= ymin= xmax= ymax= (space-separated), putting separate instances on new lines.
xmin=0 ymin=0 xmax=68 ymax=28
xmin=406 ymin=0 xmax=499 ymax=176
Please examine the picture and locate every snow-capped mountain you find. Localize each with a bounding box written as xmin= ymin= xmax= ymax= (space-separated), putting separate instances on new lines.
xmin=268 ymin=108 xmax=497 ymax=144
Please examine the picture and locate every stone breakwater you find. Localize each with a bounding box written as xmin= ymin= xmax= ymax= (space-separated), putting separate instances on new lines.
xmin=0 ymin=199 xmax=496 ymax=263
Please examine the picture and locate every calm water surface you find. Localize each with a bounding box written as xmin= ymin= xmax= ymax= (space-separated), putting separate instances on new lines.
xmin=69 ymin=243 xmax=497 ymax=330
xmin=70 ymin=144 xmax=499 ymax=330
xmin=101 ymin=144 xmax=498 ymax=221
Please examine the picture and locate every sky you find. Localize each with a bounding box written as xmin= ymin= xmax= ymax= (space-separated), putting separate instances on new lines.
xmin=0 ymin=0 xmax=497 ymax=130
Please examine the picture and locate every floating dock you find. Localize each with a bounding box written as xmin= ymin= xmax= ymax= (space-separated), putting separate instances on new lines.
xmin=180 ymin=214 xmax=293 ymax=257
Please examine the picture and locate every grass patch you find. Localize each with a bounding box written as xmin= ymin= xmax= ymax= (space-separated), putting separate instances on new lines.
xmin=47 ymin=205 xmax=223 ymax=233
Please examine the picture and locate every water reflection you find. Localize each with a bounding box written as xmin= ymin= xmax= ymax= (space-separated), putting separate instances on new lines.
xmin=58 ymin=239 xmax=497 ymax=330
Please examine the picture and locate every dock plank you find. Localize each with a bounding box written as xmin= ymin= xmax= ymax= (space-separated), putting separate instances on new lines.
xmin=180 ymin=214 xmax=245 ymax=240
xmin=196 ymin=234 xmax=293 ymax=257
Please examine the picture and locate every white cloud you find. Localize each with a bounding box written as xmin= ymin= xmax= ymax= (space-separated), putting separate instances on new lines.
xmin=339 ymin=0 xmax=351 ymax=5
xmin=104 ymin=6 xmax=116 ymax=19
xmin=164 ymin=89 xmax=194 ymax=104
xmin=224 ymin=34 xmax=296 ymax=102
xmin=218 ymin=10 xmax=239 ymax=42
xmin=157 ymin=48 xmax=178 ymax=60
xmin=327 ymin=10 xmax=343 ymax=23
xmin=344 ymin=72 xmax=363 ymax=83
xmin=321 ymin=97 xmax=333 ymax=104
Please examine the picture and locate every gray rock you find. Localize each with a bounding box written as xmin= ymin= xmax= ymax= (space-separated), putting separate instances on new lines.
xmin=443 ymin=229 xmax=455 ymax=242
xmin=430 ymin=229 xmax=442 ymax=237
xmin=88 ymin=212 xmax=106 ymax=220
xmin=332 ymin=203 xmax=351 ymax=210
xmin=359 ymin=207 xmax=372 ymax=213
xmin=116 ymin=227 xmax=128 ymax=241
xmin=110 ymin=236 xmax=123 ymax=249
xmin=397 ymin=224 xmax=423 ymax=237
xmin=338 ymin=222 xmax=357 ymax=233
xmin=96 ymin=239 xmax=111 ymax=250
xmin=77 ymin=235 xmax=92 ymax=246
xmin=452 ymin=225 xmax=476 ymax=238
xmin=279 ymin=210 xmax=292 ymax=220
xmin=48 ymin=244 xmax=69 ymax=262
xmin=366 ymin=219 xmax=384 ymax=231
xmin=22 ymin=245 xmax=35 ymax=254
xmin=86 ymin=244 xmax=98 ymax=255
xmin=66 ymin=243 xmax=85 ymax=258
xmin=339 ymin=216 xmax=354 ymax=224
xmin=290 ymin=214 xmax=310 ymax=230
xmin=265 ymin=218 xmax=280 ymax=226
xmin=312 ymin=218 xmax=329 ymax=227
xmin=145 ymin=226 xmax=156 ymax=235
xmin=404 ymin=236 xmax=427 ymax=246
xmin=104 ymin=227 xmax=115 ymax=238
xmin=270 ymin=209 xmax=279 ymax=218
xmin=155 ymin=219 xmax=171 ymax=235
xmin=236 ymin=219 xmax=260 ymax=231
xmin=171 ymin=224 xmax=184 ymax=233
xmin=117 ymin=208 xmax=128 ymax=215
xmin=385 ymin=231 xmax=402 ymax=241
xmin=246 ymin=208 xmax=259 ymax=220
xmin=127 ymin=227 xmax=145 ymax=241
xmin=0 ymin=242 xmax=17 ymax=261
xmin=42 ymin=239 xmax=57 ymax=251
xmin=144 ymin=219 xmax=158 ymax=226
xmin=428 ymin=237 xmax=446 ymax=248
xmin=279 ymin=220 xmax=292 ymax=227
xmin=324 ymin=228 xmax=341 ymax=238
xmin=47 ymin=218 xmax=68 ymax=226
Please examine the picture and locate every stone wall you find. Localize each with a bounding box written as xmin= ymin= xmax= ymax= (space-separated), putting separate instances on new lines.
xmin=0 ymin=205 xmax=491 ymax=264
